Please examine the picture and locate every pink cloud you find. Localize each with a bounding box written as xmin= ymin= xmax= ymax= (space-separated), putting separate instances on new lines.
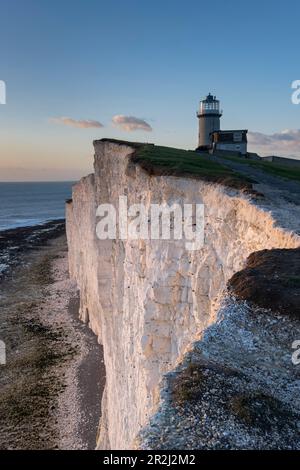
xmin=112 ymin=115 xmax=152 ymax=132
xmin=50 ymin=117 xmax=103 ymax=129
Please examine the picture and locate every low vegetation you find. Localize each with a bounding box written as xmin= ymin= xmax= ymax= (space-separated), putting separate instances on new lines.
xmin=131 ymin=144 xmax=254 ymax=190
xmin=172 ymin=363 xmax=204 ymax=404
xmin=220 ymin=153 xmax=300 ymax=182
xmin=101 ymin=138 xmax=300 ymax=184
xmin=230 ymin=393 xmax=297 ymax=431
xmin=229 ymin=248 xmax=300 ymax=318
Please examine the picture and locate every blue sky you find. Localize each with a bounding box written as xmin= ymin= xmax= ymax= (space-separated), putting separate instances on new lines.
xmin=0 ymin=0 xmax=300 ymax=180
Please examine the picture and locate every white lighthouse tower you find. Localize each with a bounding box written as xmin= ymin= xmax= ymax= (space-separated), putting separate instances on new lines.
xmin=197 ymin=93 xmax=222 ymax=148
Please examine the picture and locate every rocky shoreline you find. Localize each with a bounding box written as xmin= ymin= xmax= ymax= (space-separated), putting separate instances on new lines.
xmin=0 ymin=223 xmax=104 ymax=449
xmin=0 ymin=219 xmax=66 ymax=280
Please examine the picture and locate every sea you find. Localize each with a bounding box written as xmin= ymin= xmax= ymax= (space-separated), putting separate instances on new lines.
xmin=0 ymin=182 xmax=75 ymax=231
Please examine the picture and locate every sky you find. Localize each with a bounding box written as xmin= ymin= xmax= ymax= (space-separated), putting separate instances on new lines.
xmin=0 ymin=0 xmax=300 ymax=181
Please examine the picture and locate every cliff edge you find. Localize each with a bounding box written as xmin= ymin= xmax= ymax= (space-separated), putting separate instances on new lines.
xmin=66 ymin=139 xmax=300 ymax=449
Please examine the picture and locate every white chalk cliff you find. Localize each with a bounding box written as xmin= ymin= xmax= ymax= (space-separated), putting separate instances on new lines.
xmin=66 ymin=140 xmax=300 ymax=450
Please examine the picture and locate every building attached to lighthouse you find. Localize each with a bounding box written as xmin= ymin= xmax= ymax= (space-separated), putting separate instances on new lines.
xmin=196 ymin=93 xmax=248 ymax=156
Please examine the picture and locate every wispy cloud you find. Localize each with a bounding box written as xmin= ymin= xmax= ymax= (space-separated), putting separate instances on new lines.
xmin=248 ymin=129 xmax=300 ymax=157
xmin=112 ymin=115 xmax=152 ymax=132
xmin=50 ymin=117 xmax=103 ymax=129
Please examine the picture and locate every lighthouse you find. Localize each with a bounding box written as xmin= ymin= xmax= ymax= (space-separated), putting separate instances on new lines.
xmin=197 ymin=93 xmax=222 ymax=148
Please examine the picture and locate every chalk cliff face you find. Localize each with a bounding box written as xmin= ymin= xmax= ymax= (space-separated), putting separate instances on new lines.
xmin=66 ymin=141 xmax=300 ymax=450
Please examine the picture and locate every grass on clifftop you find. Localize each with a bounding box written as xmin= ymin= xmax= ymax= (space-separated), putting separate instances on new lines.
xmin=220 ymin=153 xmax=300 ymax=182
xmin=131 ymin=144 xmax=254 ymax=191
xmin=100 ymin=138 xmax=300 ymax=184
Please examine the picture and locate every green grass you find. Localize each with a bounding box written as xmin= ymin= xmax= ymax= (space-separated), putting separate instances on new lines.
xmin=101 ymin=138 xmax=300 ymax=184
xmin=131 ymin=144 xmax=254 ymax=190
xmin=219 ymin=153 xmax=300 ymax=182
